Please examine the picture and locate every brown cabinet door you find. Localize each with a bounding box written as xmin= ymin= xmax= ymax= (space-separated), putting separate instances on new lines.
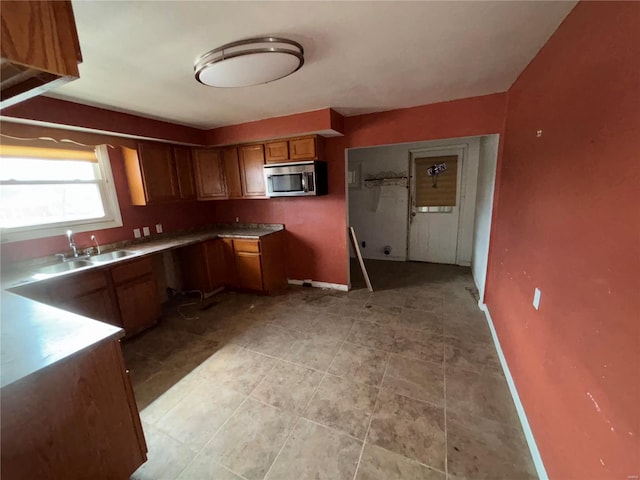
xmin=115 ymin=275 xmax=160 ymax=336
xmin=204 ymin=239 xmax=227 ymax=290
xmin=194 ymin=149 xmax=227 ymax=199
xmin=173 ymin=147 xmax=197 ymax=200
xmin=221 ymin=238 xmax=237 ymax=287
xmin=234 ymin=252 xmax=263 ymax=291
xmin=223 ymin=147 xmax=243 ymax=198
xmin=60 ymin=288 xmax=121 ymax=327
xmin=239 ymin=144 xmax=266 ymax=197
xmin=0 ymin=1 xmax=81 ymax=76
xmin=265 ymin=141 xmax=289 ymax=164
xmin=178 ymin=243 xmax=210 ymax=292
xmin=138 ymin=143 xmax=180 ymax=203
xmin=289 ymin=136 xmax=317 ymax=161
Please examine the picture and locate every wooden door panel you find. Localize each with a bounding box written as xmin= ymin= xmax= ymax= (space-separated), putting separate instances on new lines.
xmin=194 ymin=149 xmax=226 ymax=199
xmin=235 ymin=252 xmax=263 ymax=291
xmin=60 ymin=288 xmax=121 ymax=327
xmin=204 ymin=240 xmax=226 ymax=290
xmin=223 ymin=147 xmax=242 ymax=198
xmin=173 ymin=147 xmax=197 ymax=200
xmin=138 ymin=143 xmax=179 ymax=203
xmin=289 ymin=136 xmax=317 ymax=161
xmin=265 ymin=141 xmax=289 ymax=163
xmin=239 ymin=144 xmax=266 ymax=197
xmin=115 ymin=276 xmax=160 ymax=335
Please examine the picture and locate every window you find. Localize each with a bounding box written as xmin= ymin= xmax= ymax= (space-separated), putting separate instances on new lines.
xmin=0 ymin=144 xmax=122 ymax=242
xmin=414 ymin=155 xmax=458 ymax=212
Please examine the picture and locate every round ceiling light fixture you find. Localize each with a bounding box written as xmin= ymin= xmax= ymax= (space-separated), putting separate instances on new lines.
xmin=194 ymin=37 xmax=304 ymax=88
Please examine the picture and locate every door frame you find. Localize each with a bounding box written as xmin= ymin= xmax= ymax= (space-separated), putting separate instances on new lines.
xmin=407 ymin=143 xmax=469 ymax=265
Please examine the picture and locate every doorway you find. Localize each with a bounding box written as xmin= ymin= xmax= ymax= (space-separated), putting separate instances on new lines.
xmin=408 ymin=146 xmax=465 ymax=264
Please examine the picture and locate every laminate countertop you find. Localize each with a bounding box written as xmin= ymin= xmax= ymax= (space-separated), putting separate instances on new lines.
xmin=2 ymin=224 xmax=284 ymax=290
xmin=0 ymin=224 xmax=284 ymax=388
xmin=0 ymin=291 xmax=124 ymax=389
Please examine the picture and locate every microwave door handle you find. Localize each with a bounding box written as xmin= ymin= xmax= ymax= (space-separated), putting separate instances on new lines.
xmin=301 ymin=174 xmax=308 ymax=192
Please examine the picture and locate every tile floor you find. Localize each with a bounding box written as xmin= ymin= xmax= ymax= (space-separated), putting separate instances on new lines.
xmin=124 ymin=260 xmax=536 ymax=480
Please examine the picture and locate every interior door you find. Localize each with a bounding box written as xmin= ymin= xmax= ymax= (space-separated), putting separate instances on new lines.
xmin=408 ymin=151 xmax=463 ymax=264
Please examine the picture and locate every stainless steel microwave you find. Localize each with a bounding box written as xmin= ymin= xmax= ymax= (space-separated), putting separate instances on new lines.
xmin=264 ymin=161 xmax=328 ymax=197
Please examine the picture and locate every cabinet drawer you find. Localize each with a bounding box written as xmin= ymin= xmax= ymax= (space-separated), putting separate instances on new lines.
xmin=233 ymin=239 xmax=260 ymax=253
xmin=47 ymin=270 xmax=108 ymax=302
xmin=111 ymin=258 xmax=154 ymax=285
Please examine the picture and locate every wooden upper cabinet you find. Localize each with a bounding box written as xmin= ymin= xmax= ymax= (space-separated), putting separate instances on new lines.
xmin=1 ymin=0 xmax=82 ymax=108
xmin=173 ymin=147 xmax=197 ymax=200
xmin=223 ymin=147 xmax=243 ymax=199
xmin=239 ymin=144 xmax=266 ymax=197
xmin=123 ymin=143 xmax=179 ymax=206
xmin=193 ymin=148 xmax=227 ymax=200
xmin=265 ymin=141 xmax=289 ymax=164
xmin=289 ymin=136 xmax=318 ymax=161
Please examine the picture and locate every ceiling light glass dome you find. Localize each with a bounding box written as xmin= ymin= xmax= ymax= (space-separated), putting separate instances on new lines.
xmin=194 ymin=37 xmax=304 ymax=88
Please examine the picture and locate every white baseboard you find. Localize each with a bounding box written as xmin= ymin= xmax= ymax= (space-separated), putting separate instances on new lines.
xmin=287 ymin=279 xmax=349 ymax=291
xmin=479 ymin=300 xmax=549 ymax=480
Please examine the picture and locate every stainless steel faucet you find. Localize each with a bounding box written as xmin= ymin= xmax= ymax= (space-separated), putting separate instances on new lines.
xmin=66 ymin=230 xmax=78 ymax=257
xmin=90 ymin=234 xmax=101 ymax=255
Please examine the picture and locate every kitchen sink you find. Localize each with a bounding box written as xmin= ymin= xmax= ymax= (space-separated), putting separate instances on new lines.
xmin=88 ymin=250 xmax=137 ymax=263
xmin=34 ymin=260 xmax=94 ymax=277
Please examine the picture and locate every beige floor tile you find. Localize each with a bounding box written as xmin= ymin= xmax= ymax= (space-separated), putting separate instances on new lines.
xmin=447 ymin=411 xmax=536 ymax=479
xmin=358 ymin=304 xmax=403 ymax=324
xmin=251 ymin=360 xmax=324 ymax=413
xmin=243 ymin=324 xmax=302 ymax=358
xmin=264 ymin=418 xmax=362 ymax=480
xmin=446 ymin=367 xmax=519 ymax=426
xmin=155 ymin=384 xmax=245 ymax=450
xmin=392 ymin=328 xmax=444 ymax=364
xmin=444 ymin=336 xmax=501 ymax=374
xmin=346 ymin=319 xmax=396 ymax=351
xmin=140 ymin=370 xmax=203 ymax=425
xmin=365 ymin=290 xmax=409 ymax=308
xmin=303 ymin=374 xmax=378 ymax=439
xmin=177 ymin=454 xmax=243 ymax=480
xmin=355 ymin=444 xmax=445 ymax=480
xmin=396 ymin=308 xmax=444 ymax=335
xmin=382 ymin=355 xmax=444 ymax=405
xmin=329 ymin=342 xmax=389 ymax=386
xmin=195 ymin=344 xmax=277 ymax=394
xmin=284 ymin=335 xmax=342 ymax=371
xmin=307 ymin=313 xmax=355 ymax=342
xmin=404 ymin=294 xmax=444 ymax=314
xmin=133 ymin=366 xmax=195 ymax=411
xmin=368 ymin=391 xmax=446 ymax=471
xmin=202 ymin=398 xmax=298 ymax=480
xmin=122 ymin=351 xmax=164 ymax=385
xmin=270 ymin=309 xmax=319 ymax=331
xmin=131 ymin=423 xmax=196 ymax=480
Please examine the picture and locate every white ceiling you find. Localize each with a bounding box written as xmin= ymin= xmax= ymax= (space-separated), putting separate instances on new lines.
xmin=46 ymin=1 xmax=576 ymax=129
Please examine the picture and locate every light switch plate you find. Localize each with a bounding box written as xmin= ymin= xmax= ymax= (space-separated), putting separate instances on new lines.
xmin=133 ymin=228 xmax=141 ymax=238
xmin=533 ymin=288 xmax=541 ymax=310
xmin=143 ymin=226 xmax=150 ymax=237
xmin=156 ymin=224 xmax=163 ymax=233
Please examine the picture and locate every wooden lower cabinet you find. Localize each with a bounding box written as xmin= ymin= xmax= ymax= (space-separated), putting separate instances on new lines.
xmin=38 ymin=269 xmax=121 ymax=328
xmin=0 ymin=340 xmax=147 ymax=479
xmin=235 ymin=251 xmax=263 ymax=291
xmin=111 ymin=258 xmax=160 ymax=336
xmin=179 ymin=232 xmax=286 ymax=295
xmin=179 ymin=238 xmax=228 ymax=293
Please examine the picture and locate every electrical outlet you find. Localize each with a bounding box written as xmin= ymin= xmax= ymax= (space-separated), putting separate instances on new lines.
xmin=361 ymin=241 xmax=366 ymax=248
xmin=143 ymin=226 xmax=150 ymax=237
xmin=133 ymin=228 xmax=141 ymax=238
xmin=533 ymin=288 xmax=541 ymax=310
xmin=235 ymin=217 xmax=240 ymax=223
xmin=156 ymin=223 xmax=163 ymax=233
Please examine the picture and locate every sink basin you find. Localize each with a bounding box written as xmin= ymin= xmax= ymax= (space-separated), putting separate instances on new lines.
xmin=34 ymin=260 xmax=93 ymax=277
xmin=89 ymin=250 xmax=137 ymax=263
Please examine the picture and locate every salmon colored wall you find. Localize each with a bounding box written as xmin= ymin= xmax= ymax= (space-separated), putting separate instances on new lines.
xmin=210 ymin=93 xmax=507 ymax=285
xmin=205 ymin=108 xmax=342 ymax=146
xmin=1 ymin=148 xmax=218 ymax=263
xmin=1 ymin=97 xmax=206 ymax=145
xmin=485 ymin=2 xmax=640 ymax=478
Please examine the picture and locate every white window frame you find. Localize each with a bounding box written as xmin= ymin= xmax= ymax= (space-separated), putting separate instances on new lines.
xmin=0 ymin=145 xmax=123 ymax=243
